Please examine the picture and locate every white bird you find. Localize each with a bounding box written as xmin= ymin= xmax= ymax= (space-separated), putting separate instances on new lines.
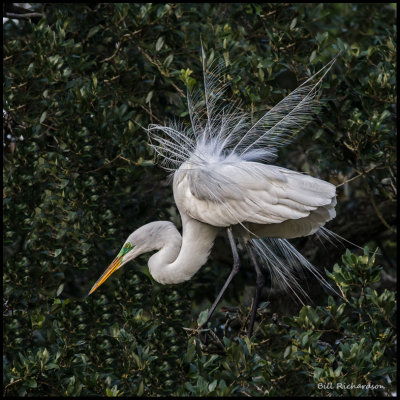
xmin=89 ymin=46 xmax=338 ymax=338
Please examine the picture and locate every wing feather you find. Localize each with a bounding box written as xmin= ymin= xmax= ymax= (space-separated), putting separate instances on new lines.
xmin=173 ymin=160 xmax=336 ymax=237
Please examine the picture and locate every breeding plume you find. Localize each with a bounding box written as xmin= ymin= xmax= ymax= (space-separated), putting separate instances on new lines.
xmin=89 ymin=46 xmax=338 ymax=337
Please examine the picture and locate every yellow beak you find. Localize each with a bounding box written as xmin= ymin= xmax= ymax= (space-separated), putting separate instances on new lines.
xmin=88 ymin=255 xmax=123 ymax=295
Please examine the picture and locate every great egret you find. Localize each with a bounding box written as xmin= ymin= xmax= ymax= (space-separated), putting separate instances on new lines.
xmin=89 ymin=47 xmax=338 ymax=338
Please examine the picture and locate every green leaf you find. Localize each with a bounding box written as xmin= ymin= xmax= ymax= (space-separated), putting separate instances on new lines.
xmin=184 ymin=382 xmax=196 ymax=394
xmin=40 ymin=111 xmax=47 ymax=124
xmin=243 ymin=336 xmax=252 ymax=354
xmin=164 ymin=54 xmax=174 ymax=68
xmin=197 ymin=309 xmax=209 ymax=326
xmin=56 ymin=283 xmax=64 ymax=296
xmin=313 ymin=367 xmax=324 ymax=381
xmin=283 ymin=345 xmax=291 ymax=358
xmin=119 ymin=104 xmax=128 ymax=117
xmin=203 ymin=354 xmax=218 ymax=368
xmin=59 ymin=179 xmax=69 ymax=189
xmin=223 ymin=51 xmax=230 ymax=67
xmin=155 ymin=36 xmax=165 ymax=52
xmin=185 ymin=341 xmax=196 ymax=363
xmin=27 ymin=379 xmax=37 ymax=388
xmin=46 ymin=363 xmax=60 ymax=370
xmin=137 ymin=381 xmax=144 ymax=396
xmin=145 ymin=90 xmax=153 ymax=104
xmin=334 ymin=365 xmax=343 ymax=377
xmin=87 ymin=26 xmax=100 ymax=39
xmin=208 ymin=379 xmax=217 ymax=392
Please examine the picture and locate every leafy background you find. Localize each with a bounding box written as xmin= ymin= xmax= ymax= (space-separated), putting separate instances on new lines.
xmin=3 ymin=3 xmax=396 ymax=396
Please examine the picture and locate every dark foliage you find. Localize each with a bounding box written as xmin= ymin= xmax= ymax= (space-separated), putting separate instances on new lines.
xmin=3 ymin=3 xmax=396 ymax=396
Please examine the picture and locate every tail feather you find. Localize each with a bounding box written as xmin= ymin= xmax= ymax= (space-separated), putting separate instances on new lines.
xmin=316 ymin=226 xmax=381 ymax=255
xmin=249 ymin=235 xmax=339 ymax=303
xmin=249 ymin=224 xmax=379 ymax=302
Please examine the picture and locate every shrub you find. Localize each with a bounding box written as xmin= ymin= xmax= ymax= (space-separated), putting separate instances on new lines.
xmin=4 ymin=3 xmax=396 ymax=396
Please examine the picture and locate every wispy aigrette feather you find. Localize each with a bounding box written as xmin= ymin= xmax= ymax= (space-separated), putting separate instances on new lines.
xmin=249 ymin=237 xmax=331 ymax=303
xmin=148 ymin=47 xmax=337 ymax=171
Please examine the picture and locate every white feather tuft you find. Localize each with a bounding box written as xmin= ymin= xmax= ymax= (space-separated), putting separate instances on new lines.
xmin=148 ymin=47 xmax=338 ymax=171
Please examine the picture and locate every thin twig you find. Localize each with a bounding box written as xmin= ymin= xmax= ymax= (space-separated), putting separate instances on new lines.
xmin=137 ymin=46 xmax=185 ymax=98
xmin=7 ymin=104 xmax=26 ymax=112
xmin=362 ymin=176 xmax=396 ymax=234
xmin=4 ymin=377 xmax=25 ymax=392
xmin=100 ymin=41 xmax=124 ymax=63
xmin=336 ymin=165 xmax=378 ymax=188
xmin=240 ymin=389 xmax=252 ymax=397
xmin=100 ymin=31 xmax=142 ymax=63
xmin=207 ymin=329 xmax=226 ymax=352
xmin=81 ymin=154 xmax=131 ymax=174
xmin=104 ymin=75 xmax=121 ymax=83
xmin=11 ymin=82 xmax=28 ymax=89
xmin=280 ymin=42 xmax=296 ymax=51
xmin=140 ymin=104 xmax=163 ymax=124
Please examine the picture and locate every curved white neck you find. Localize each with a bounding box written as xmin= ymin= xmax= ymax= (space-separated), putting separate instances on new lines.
xmin=148 ymin=214 xmax=219 ymax=284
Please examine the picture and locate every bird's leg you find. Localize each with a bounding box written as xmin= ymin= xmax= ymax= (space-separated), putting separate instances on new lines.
xmin=246 ymin=243 xmax=266 ymax=338
xmin=200 ymin=227 xmax=240 ymax=331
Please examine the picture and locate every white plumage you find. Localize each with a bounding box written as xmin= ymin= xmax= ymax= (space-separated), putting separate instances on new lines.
xmin=174 ymin=160 xmax=336 ymax=229
xmin=89 ymin=46 xmax=338 ymax=336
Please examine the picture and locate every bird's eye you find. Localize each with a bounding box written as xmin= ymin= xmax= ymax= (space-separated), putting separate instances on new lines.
xmin=117 ymin=243 xmax=133 ymax=258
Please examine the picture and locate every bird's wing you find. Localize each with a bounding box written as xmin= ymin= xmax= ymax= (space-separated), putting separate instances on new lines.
xmin=173 ymin=160 xmax=336 ymax=233
xmin=247 ymin=196 xmax=336 ymax=239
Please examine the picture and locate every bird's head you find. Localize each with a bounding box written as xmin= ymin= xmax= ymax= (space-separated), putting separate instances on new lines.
xmin=88 ymin=221 xmax=178 ymax=295
xmin=88 ymin=236 xmax=139 ymax=296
